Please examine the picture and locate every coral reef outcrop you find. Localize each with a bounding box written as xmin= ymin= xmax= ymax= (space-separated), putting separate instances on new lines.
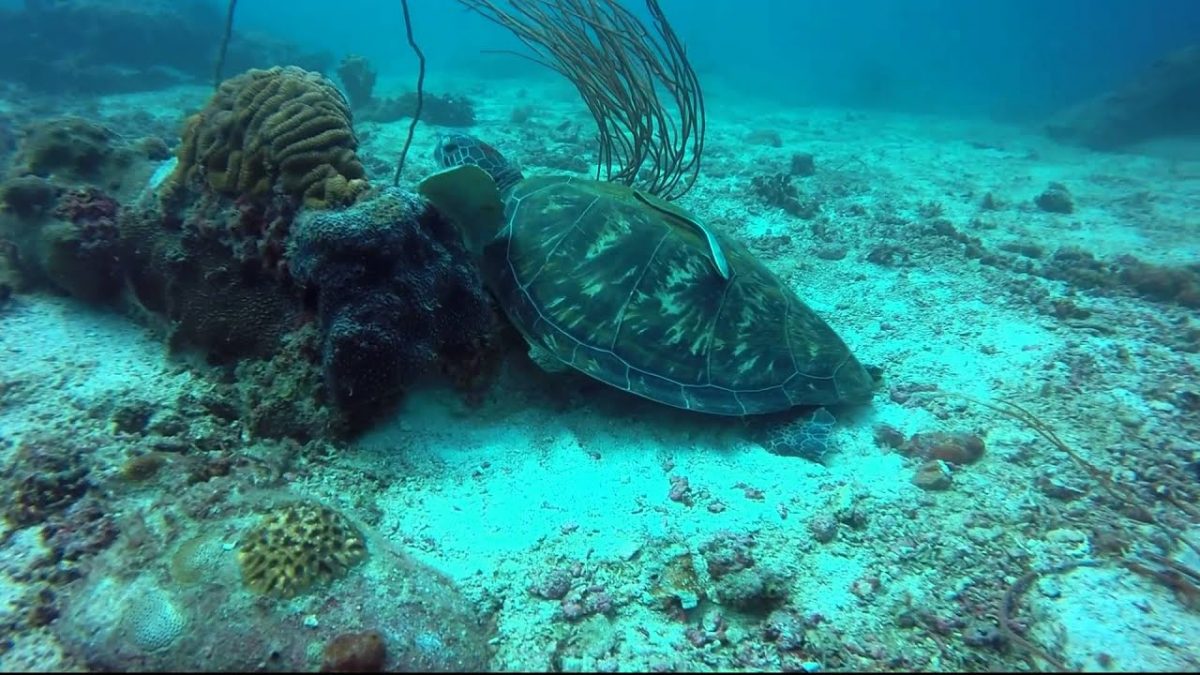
xmin=0 ymin=117 xmax=161 ymax=304
xmin=333 ymin=53 xmax=476 ymax=127
xmin=288 ymin=188 xmax=498 ymax=428
xmin=117 ymin=191 xmax=302 ymax=360
xmin=336 ymin=54 xmax=377 ymax=111
xmin=52 ymin=496 xmax=494 ymax=671
xmin=1046 ymin=44 xmax=1200 ymax=149
xmin=0 ymin=0 xmax=331 ymax=94
xmin=359 ymin=91 xmax=477 ymax=127
xmin=1 ymin=70 xmax=499 ymax=436
xmin=169 ymin=66 xmax=368 ymax=209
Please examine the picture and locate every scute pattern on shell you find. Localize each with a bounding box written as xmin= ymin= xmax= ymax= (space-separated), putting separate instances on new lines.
xmin=478 ymin=176 xmax=873 ymax=415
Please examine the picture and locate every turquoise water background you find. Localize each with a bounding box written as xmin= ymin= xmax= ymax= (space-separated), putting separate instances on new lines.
xmin=219 ymin=0 xmax=1200 ymax=118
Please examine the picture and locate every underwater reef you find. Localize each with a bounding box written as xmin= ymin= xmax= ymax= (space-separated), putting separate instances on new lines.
xmin=1 ymin=1 xmax=1199 ymax=671
xmin=0 ymin=0 xmax=331 ymax=95
xmin=0 ymin=64 xmax=503 ymax=671
xmin=287 ymin=188 xmax=497 ymax=429
xmin=3 ymin=415 xmax=494 ymax=670
xmin=0 ymin=65 xmax=499 ymax=439
xmin=1046 ymin=44 xmax=1200 ymax=150
xmin=336 ymin=54 xmax=478 ymax=127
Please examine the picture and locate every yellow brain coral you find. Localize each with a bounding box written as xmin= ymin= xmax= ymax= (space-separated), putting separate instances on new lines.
xmin=171 ymin=66 xmax=368 ymax=208
xmin=237 ymin=501 xmax=367 ymax=598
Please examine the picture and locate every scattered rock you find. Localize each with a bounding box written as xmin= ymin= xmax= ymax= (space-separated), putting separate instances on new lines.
xmin=905 ymin=431 xmax=985 ymax=465
xmin=808 ymin=514 xmax=838 ymax=543
xmin=789 ymin=152 xmax=815 ymax=177
xmin=529 ymin=568 xmax=574 ymax=600
xmin=1035 ymin=183 xmax=1074 ymax=214
xmin=714 ymin=568 xmax=787 ymax=613
xmin=746 ymin=129 xmax=783 ymax=147
xmin=912 ymin=460 xmax=952 ymax=491
xmin=1037 ymin=475 xmax=1089 ymax=501
xmin=668 ymin=475 xmax=694 ymax=506
xmin=700 ymin=531 xmax=755 ymax=580
xmin=815 ymin=244 xmax=848 ymax=261
xmin=750 ymin=173 xmax=821 ymax=219
xmin=872 ymin=424 xmax=907 ymax=449
xmin=112 ymin=401 xmax=155 ymax=434
xmin=321 ymin=630 xmax=387 ymax=672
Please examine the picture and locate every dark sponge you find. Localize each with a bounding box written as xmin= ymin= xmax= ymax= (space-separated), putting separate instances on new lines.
xmin=288 ymin=188 xmax=494 ymax=426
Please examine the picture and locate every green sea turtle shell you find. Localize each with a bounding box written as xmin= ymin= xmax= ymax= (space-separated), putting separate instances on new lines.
xmin=482 ymin=175 xmax=873 ymax=415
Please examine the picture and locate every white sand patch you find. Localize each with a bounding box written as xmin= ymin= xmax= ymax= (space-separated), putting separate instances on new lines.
xmin=0 ymin=296 xmax=194 ymax=445
xmin=1033 ymin=564 xmax=1200 ymax=671
xmin=348 ymin=76 xmax=1199 ymax=669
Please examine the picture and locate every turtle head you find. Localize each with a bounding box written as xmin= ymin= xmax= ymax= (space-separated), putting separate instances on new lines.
xmin=420 ymin=136 xmax=510 ymax=257
xmin=434 ymin=133 xmax=524 ymax=193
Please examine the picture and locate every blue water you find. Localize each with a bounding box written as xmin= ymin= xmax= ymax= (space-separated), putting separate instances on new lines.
xmin=228 ymin=0 xmax=1200 ymax=119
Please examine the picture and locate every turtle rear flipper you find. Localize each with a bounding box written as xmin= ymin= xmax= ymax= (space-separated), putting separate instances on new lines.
xmin=527 ymin=342 xmax=570 ymax=374
xmin=756 ymin=408 xmax=839 ymax=462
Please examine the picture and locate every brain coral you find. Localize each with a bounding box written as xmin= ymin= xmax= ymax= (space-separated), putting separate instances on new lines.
xmin=237 ymin=501 xmax=367 ymax=598
xmin=170 ymin=66 xmax=368 ymax=208
xmin=122 ymin=588 xmax=187 ymax=652
xmin=170 ymin=535 xmax=227 ymax=585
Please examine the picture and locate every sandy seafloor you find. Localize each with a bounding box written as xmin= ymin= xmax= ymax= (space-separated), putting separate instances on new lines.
xmin=1 ymin=70 xmax=1199 ymax=672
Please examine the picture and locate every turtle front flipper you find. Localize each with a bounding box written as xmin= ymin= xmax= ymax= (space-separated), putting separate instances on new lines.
xmin=632 ymin=190 xmax=732 ymax=281
xmin=418 ymin=164 xmax=506 ymax=255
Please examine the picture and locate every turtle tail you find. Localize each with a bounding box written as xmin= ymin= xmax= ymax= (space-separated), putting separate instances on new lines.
xmin=434 ymin=133 xmax=524 ymax=192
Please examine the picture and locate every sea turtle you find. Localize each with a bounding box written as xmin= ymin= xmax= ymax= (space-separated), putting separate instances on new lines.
xmin=418 ymin=133 xmax=875 ymax=416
